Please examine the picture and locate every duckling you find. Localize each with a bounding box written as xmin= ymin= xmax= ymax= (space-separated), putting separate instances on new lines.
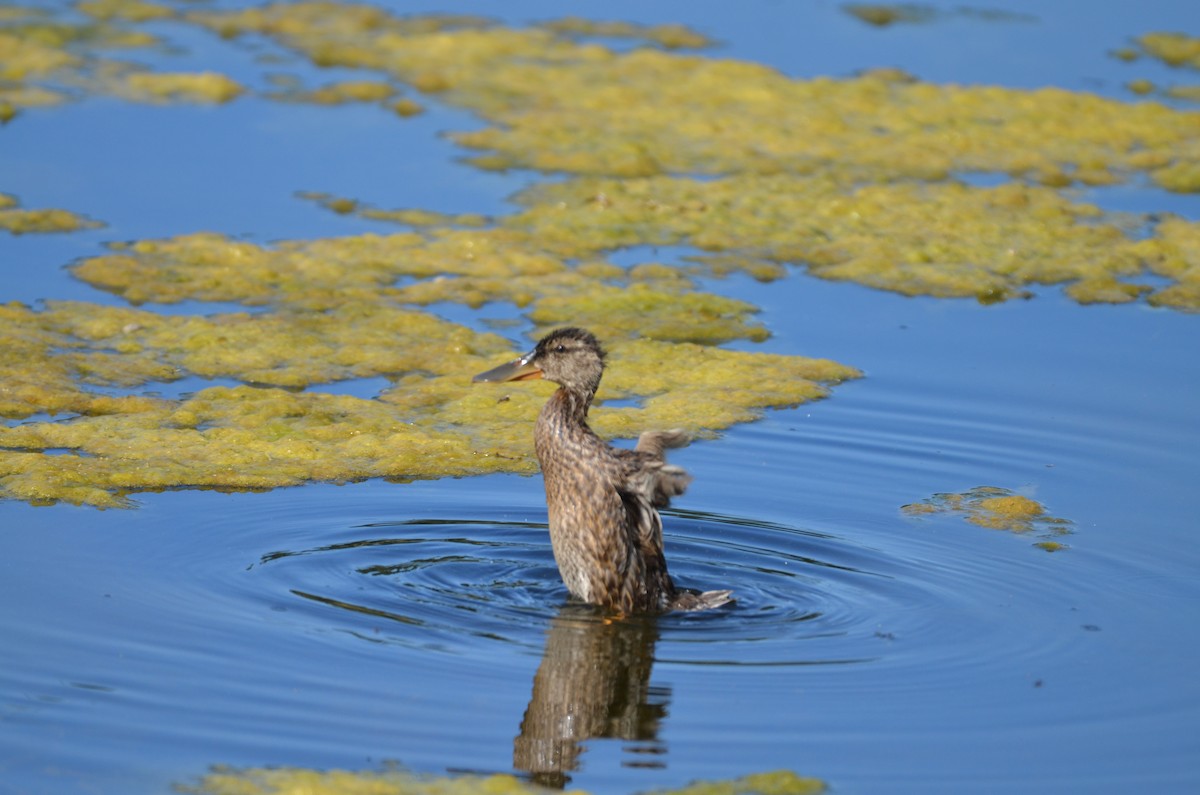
xmin=473 ymin=327 xmax=732 ymax=614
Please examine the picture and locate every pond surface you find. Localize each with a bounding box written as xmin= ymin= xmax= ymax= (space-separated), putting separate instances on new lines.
xmin=2 ymin=1 xmax=1199 ymax=794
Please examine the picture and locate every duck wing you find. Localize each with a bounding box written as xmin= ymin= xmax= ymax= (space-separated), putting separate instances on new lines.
xmin=614 ymin=429 xmax=693 ymax=508
xmin=607 ymin=430 xmax=695 ymax=609
xmin=613 ymin=431 xmax=734 ymax=612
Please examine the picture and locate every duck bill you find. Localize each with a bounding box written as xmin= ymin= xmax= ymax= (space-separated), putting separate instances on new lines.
xmin=472 ymin=353 xmax=543 ymax=383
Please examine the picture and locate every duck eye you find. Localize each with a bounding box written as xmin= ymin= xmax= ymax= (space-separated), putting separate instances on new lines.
xmin=555 ymin=343 xmax=566 ymax=352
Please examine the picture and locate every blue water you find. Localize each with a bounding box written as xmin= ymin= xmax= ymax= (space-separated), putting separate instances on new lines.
xmin=2 ymin=2 xmax=1200 ymax=793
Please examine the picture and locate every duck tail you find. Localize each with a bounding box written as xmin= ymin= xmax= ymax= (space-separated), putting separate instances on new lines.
xmin=670 ymin=588 xmax=735 ymax=612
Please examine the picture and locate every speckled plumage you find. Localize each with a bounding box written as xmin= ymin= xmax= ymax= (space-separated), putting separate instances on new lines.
xmin=474 ymin=327 xmax=732 ymax=614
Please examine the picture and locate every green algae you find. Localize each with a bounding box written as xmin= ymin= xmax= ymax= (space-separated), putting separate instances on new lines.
xmin=1135 ymin=32 xmax=1200 ymax=69
xmin=184 ymin=766 xmax=823 ymax=795
xmin=903 ymin=486 xmax=1074 ymax=550
xmin=843 ymin=4 xmax=937 ymax=27
xmin=844 ymin=4 xmax=1034 ymax=27
xmin=119 ymin=70 xmax=245 ymax=103
xmin=299 ymin=191 xmax=488 ymax=227
xmin=69 ymin=228 xmax=779 ymax=344
xmin=1115 ymin=32 xmax=1200 ymax=107
xmin=4 ymin=2 xmax=1200 ymax=507
xmin=76 ymin=0 xmax=174 ymax=23
xmin=0 ymin=4 xmax=250 ymax=111
xmin=0 ymin=290 xmax=858 ymax=506
xmin=266 ymin=78 xmax=396 ymax=105
xmin=3 ymin=1 xmax=1199 ymax=308
xmin=1166 ymin=85 xmax=1200 ymax=102
xmin=509 ymin=175 xmax=1197 ymax=307
xmin=0 ymin=192 xmax=103 ymax=235
xmin=528 ymin=284 xmax=767 ymax=345
xmin=179 ymin=3 xmax=1198 ymax=189
xmin=536 ymin=17 xmax=714 ymax=50
xmin=647 ymin=771 xmax=824 ymax=795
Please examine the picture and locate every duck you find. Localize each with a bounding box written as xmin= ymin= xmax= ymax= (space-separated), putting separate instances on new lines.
xmin=473 ymin=327 xmax=733 ymax=614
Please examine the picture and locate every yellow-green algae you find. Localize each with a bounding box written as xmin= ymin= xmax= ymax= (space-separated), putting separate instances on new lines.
xmin=508 ymin=175 xmax=1198 ymax=307
xmin=843 ymin=4 xmax=1034 ymax=27
xmin=0 ymin=284 xmax=858 ymax=507
xmin=5 ymin=3 xmax=1200 ymax=507
xmin=69 ymin=228 xmax=777 ymax=342
xmin=76 ymin=0 xmax=174 ymax=23
xmin=1116 ymin=32 xmax=1200 ymax=109
xmin=179 ymin=3 xmax=1198 ymax=187
xmin=266 ymin=78 xmax=397 ymax=105
xmin=184 ymin=766 xmax=823 ymax=795
xmin=903 ymin=486 xmax=1073 ymax=549
xmin=299 ymin=191 xmax=488 ymax=227
xmin=171 ymin=2 xmax=1200 ymax=308
xmin=1166 ymin=85 xmax=1200 ymax=102
xmin=0 ymin=192 xmax=103 ymax=235
xmin=535 ymin=17 xmax=715 ymax=50
xmin=1135 ymin=32 xmax=1200 ymax=69
xmin=119 ymin=71 xmax=245 ymax=104
xmin=0 ymin=2 xmax=251 ymax=111
xmin=843 ymin=4 xmax=937 ymax=27
xmin=4 ymin=2 xmax=1200 ymax=307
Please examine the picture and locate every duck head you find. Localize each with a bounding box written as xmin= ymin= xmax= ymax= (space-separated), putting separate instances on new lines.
xmin=473 ymin=327 xmax=606 ymax=396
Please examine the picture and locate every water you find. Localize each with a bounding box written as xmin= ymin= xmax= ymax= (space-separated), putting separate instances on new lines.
xmin=3 ymin=1 xmax=1200 ymax=793
xmin=4 ymin=279 xmax=1198 ymax=793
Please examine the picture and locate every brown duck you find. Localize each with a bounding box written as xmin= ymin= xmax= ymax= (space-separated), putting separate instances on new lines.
xmin=473 ymin=327 xmax=732 ymax=614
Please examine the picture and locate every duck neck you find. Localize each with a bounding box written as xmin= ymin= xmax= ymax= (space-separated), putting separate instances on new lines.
xmin=553 ymin=385 xmax=594 ymax=424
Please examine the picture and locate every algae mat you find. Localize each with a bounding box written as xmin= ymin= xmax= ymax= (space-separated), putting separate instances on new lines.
xmin=1 ymin=1 xmax=1198 ymax=507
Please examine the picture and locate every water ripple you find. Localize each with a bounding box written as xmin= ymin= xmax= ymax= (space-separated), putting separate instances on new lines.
xmin=243 ymin=502 xmax=1096 ymax=687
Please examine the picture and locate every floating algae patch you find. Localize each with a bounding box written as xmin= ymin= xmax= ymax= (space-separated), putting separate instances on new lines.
xmin=0 ymin=192 xmax=104 ymax=235
xmin=1134 ymin=32 xmax=1200 ymax=70
xmin=298 ymin=191 xmax=488 ymax=227
xmin=182 ymin=2 xmax=1198 ymax=187
xmin=439 ymin=47 xmax=1199 ymax=189
xmin=0 ymin=3 xmax=251 ymax=111
xmin=842 ymin=4 xmax=937 ymax=27
xmin=843 ymin=4 xmax=1035 ymax=27
xmin=528 ymin=283 xmax=768 ymax=345
xmin=1135 ymin=216 xmax=1200 ymax=310
xmin=509 ymin=175 xmax=1200 ymax=308
xmin=10 ymin=1 xmax=1200 ymax=307
xmin=118 ymin=71 xmax=245 ymax=104
xmin=0 ymin=29 xmax=82 ymax=81
xmin=72 ymin=230 xmax=430 ymax=308
xmin=70 ymin=227 xmax=782 ymax=341
xmin=76 ymin=0 xmax=175 ymax=24
xmin=646 ymin=770 xmax=825 ymax=795
xmin=184 ymin=766 xmax=824 ymax=795
xmin=535 ymin=16 xmax=715 ymax=50
xmin=359 ymin=206 xmax=488 ymax=228
xmin=38 ymin=299 xmax=509 ymax=389
xmin=903 ymin=486 xmax=1074 ymax=550
xmin=1165 ymin=85 xmax=1200 ymax=102
xmin=0 ymin=288 xmax=859 ymax=507
xmin=265 ymin=78 xmax=397 ymax=105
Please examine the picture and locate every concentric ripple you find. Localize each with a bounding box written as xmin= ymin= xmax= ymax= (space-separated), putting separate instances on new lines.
xmin=246 ymin=498 xmax=1118 ymax=698
xmin=249 ymin=506 xmax=897 ymax=661
xmin=251 ymin=516 xmax=564 ymax=654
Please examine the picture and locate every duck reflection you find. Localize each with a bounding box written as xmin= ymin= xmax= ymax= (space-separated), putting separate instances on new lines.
xmin=514 ymin=604 xmax=668 ymax=787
